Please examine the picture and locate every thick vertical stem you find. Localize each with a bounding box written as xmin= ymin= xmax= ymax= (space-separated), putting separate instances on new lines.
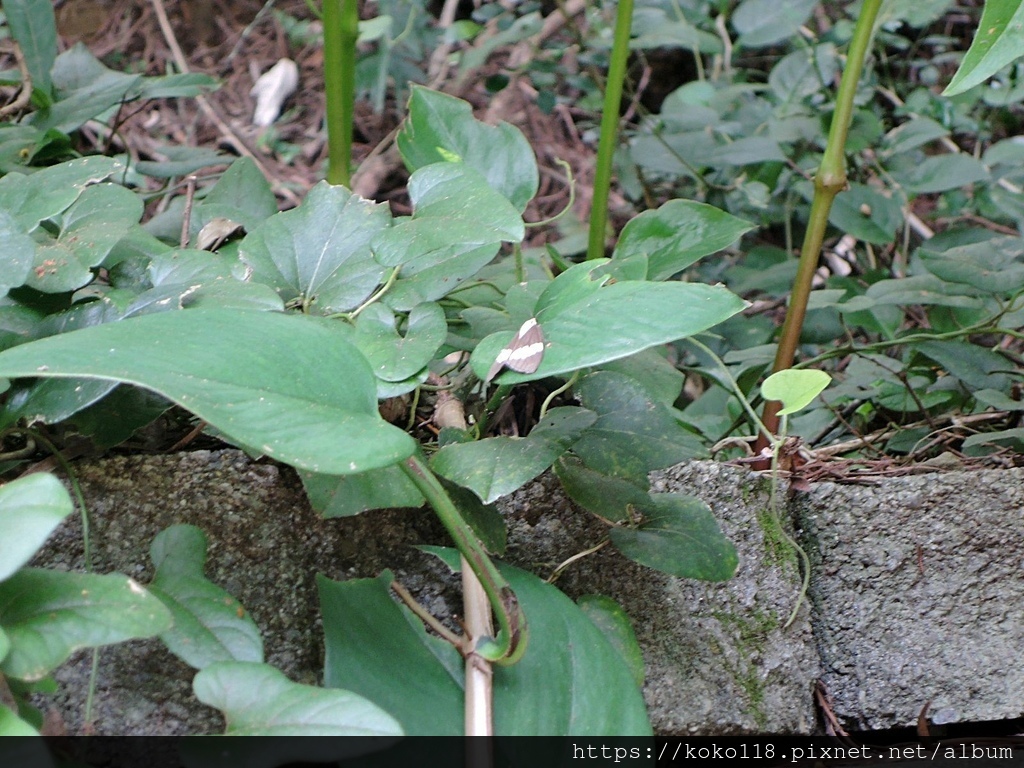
xmin=322 ymin=0 xmax=358 ymax=186
xmin=755 ymin=0 xmax=883 ymax=453
xmin=587 ymin=0 xmax=634 ymax=260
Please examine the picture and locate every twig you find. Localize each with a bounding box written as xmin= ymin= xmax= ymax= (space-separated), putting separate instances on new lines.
xmin=148 ymin=0 xmax=299 ymax=206
xmin=180 ymin=175 xmax=198 ymax=247
xmin=0 ymin=41 xmax=33 ymax=118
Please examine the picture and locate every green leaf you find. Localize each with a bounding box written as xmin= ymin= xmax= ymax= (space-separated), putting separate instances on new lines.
xmin=0 ymin=474 xmax=73 ymax=582
xmin=553 ymin=454 xmax=649 ymax=524
xmin=599 ymin=348 xmax=685 ymax=408
xmin=193 ymin=661 xmax=403 ymax=737
xmin=147 ymin=525 xmax=263 ymax=670
xmin=838 ymin=274 xmax=988 ymax=311
xmin=576 ymin=595 xmax=645 ymax=689
xmin=918 ymin=235 xmax=1024 ymax=293
xmin=944 ymin=0 xmax=1024 ymax=95
xmin=732 ymin=0 xmax=817 ymax=48
xmin=0 ymin=210 xmax=35 ymax=299
xmin=32 ymin=44 xmax=142 ymax=133
xmin=613 ymin=200 xmax=754 ymax=281
xmin=570 ymin=372 xmax=706 ymax=478
xmin=0 ymin=705 xmax=44 ymax=738
xmin=27 ymin=183 xmax=143 ymax=293
xmin=320 ymin=563 xmax=651 ymax=736
xmin=761 ymin=369 xmax=831 ymax=416
xmin=609 ymin=493 xmax=738 ymax=581
xmin=374 ymin=163 xmax=524 ymax=310
xmin=354 ymin=303 xmax=447 ymax=382
xmin=398 ymin=86 xmax=539 ymax=211
xmin=0 ymin=156 xmax=124 ymax=231
xmin=432 ymin=408 xmax=596 ymax=504
xmin=194 ymin=158 xmax=278 ymax=235
xmin=3 ymin=0 xmax=57 ymax=96
xmin=914 ymin=340 xmax=1012 ymax=391
xmin=300 ymin=465 xmax=425 ymax=518
xmin=0 ymin=309 xmax=416 ymax=475
xmin=437 ymin=477 xmax=507 ymax=556
xmin=0 ymin=568 xmax=172 ymax=681
xmin=829 ymin=183 xmax=904 ymax=245
xmin=472 ymin=280 xmax=747 ymax=384
xmin=895 ymin=154 xmax=990 ymax=194
xmin=240 ymin=182 xmax=391 ymax=313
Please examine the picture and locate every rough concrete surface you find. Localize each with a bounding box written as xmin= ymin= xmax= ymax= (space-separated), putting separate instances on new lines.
xmin=794 ymin=467 xmax=1024 ymax=730
xmin=24 ymin=450 xmax=1024 ymax=735
xmin=27 ymin=450 xmax=815 ymax=736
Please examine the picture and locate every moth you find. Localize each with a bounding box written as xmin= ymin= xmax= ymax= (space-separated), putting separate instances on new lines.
xmin=485 ymin=317 xmax=545 ymax=383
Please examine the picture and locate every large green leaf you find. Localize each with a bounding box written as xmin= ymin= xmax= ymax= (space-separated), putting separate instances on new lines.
xmin=613 ymin=200 xmax=754 ymax=281
xmin=300 ymin=465 xmax=425 ymax=518
xmin=240 ymin=182 xmax=391 ymax=313
xmin=0 ymin=309 xmax=416 ymax=474
xmin=320 ymin=561 xmax=652 ymax=735
xmin=3 ymin=0 xmax=57 ymax=96
xmin=0 ymin=569 xmax=172 ymax=681
xmin=398 ymin=86 xmax=539 ymax=211
xmin=0 ymin=474 xmax=73 ymax=582
xmin=472 ymin=280 xmax=746 ymax=384
xmin=431 ymin=408 xmax=597 ymax=503
xmin=944 ymin=0 xmax=1024 ymax=95
xmin=192 ymin=661 xmax=403 ymax=737
xmin=147 ymin=525 xmax=263 ymax=670
xmin=569 ymin=371 xmax=706 ymax=478
xmin=609 ymin=493 xmax=738 ymax=581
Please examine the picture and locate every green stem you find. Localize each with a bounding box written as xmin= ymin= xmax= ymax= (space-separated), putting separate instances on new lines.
xmin=400 ymin=454 xmax=528 ymax=665
xmin=322 ymin=0 xmax=358 ymax=186
xmin=757 ymin=0 xmax=882 ymax=447
xmin=587 ymin=0 xmax=634 ymax=260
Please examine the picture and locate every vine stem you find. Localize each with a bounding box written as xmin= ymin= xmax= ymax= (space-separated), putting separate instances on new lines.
xmin=398 ymin=454 xmax=528 ymax=666
xmin=756 ymin=0 xmax=883 ymax=456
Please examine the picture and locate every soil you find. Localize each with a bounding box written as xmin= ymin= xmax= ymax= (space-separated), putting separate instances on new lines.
xmin=49 ymin=0 xmax=608 ymax=236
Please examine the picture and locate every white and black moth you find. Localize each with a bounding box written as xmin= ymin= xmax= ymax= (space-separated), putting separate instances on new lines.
xmin=485 ymin=317 xmax=545 ymax=383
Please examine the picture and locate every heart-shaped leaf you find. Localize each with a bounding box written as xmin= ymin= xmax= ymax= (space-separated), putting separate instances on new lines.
xmin=760 ymin=369 xmax=831 ymax=416
xmin=432 ymin=407 xmax=597 ymax=503
xmin=0 ymin=474 xmax=73 ymax=582
xmin=354 ymin=302 xmax=447 ymax=382
xmin=609 ymin=493 xmax=738 ymax=581
xmin=613 ymin=200 xmax=754 ymax=281
xmin=193 ymin=660 xmax=403 ymax=737
xmin=0 ymin=569 xmax=172 ymax=681
xmin=148 ymin=525 xmax=263 ymax=670
xmin=398 ymin=86 xmax=539 ymax=211
xmin=0 ymin=308 xmax=416 ymax=474
xmin=240 ymin=182 xmax=391 ymax=313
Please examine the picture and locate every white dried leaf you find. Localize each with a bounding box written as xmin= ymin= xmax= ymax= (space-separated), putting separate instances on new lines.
xmin=250 ymin=58 xmax=300 ymax=127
